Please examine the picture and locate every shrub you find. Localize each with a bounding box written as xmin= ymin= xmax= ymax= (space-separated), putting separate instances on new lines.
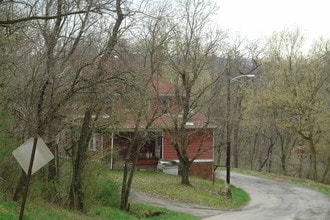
xmin=96 ymin=178 xmax=121 ymax=207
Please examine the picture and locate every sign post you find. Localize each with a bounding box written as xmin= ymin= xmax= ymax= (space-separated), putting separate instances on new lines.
xmin=12 ymin=137 xmax=54 ymax=220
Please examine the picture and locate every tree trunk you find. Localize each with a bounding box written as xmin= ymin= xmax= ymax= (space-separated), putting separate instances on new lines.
xmin=232 ymin=125 xmax=240 ymax=168
xmin=250 ymin=134 xmax=258 ymax=170
xmin=120 ymin=121 xmax=143 ymax=211
xmin=120 ymin=152 xmax=140 ymax=211
xmin=279 ymin=135 xmax=287 ymax=175
xmin=258 ymin=142 xmax=274 ymax=171
xmin=47 ymin=127 xmax=59 ymax=184
xmin=309 ymin=138 xmax=318 ymax=181
xmin=12 ymin=170 xmax=27 ymax=202
xmin=47 ymin=125 xmax=60 ymax=194
xmin=321 ymin=157 xmax=329 ymax=183
xmin=298 ymin=157 xmax=304 ymax=178
xmin=69 ymin=107 xmax=92 ymax=211
xmin=180 ymin=161 xmax=192 ymax=185
xmin=120 ymin=162 xmax=130 ymax=211
xmin=232 ymin=92 xmax=243 ymax=169
xmin=267 ymin=145 xmax=273 ymax=172
xmin=45 ymin=135 xmax=60 ymax=202
xmin=280 ymin=152 xmax=287 ymax=175
xmin=48 ymin=158 xmax=57 ymax=182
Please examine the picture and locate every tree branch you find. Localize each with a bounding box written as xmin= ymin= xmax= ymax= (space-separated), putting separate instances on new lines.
xmin=0 ymin=9 xmax=104 ymax=26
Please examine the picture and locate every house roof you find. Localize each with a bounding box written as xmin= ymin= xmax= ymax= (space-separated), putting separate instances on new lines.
xmin=154 ymin=77 xmax=175 ymax=95
xmin=85 ymin=76 xmax=214 ymax=130
xmin=116 ymin=112 xmax=215 ymax=130
xmin=149 ymin=76 xmax=184 ymax=96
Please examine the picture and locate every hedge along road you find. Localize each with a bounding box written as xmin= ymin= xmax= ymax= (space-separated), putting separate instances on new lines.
xmin=132 ymin=172 xmax=330 ymax=219
xmin=204 ymin=172 xmax=330 ymax=220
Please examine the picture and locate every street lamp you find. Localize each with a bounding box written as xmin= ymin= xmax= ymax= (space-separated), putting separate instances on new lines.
xmin=225 ymin=73 xmax=255 ymax=195
xmin=230 ymin=74 xmax=255 ymax=83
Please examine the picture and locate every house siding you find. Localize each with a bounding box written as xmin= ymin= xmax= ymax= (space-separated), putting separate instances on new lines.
xmin=162 ymin=129 xmax=213 ymax=160
xmin=189 ymin=162 xmax=214 ymax=180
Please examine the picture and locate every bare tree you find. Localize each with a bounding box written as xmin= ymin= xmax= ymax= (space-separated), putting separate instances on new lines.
xmin=118 ymin=78 xmax=159 ymax=211
xmin=225 ymin=41 xmax=261 ymax=169
xmin=0 ymin=0 xmax=128 ymax=204
xmin=117 ymin=5 xmax=171 ymax=209
xmin=164 ymin=0 xmax=223 ymax=185
xmin=68 ymin=0 xmax=126 ymax=211
xmin=0 ymin=0 xmax=103 ymax=26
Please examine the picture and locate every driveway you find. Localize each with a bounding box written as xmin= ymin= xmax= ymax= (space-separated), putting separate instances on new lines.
xmin=132 ymin=171 xmax=330 ymax=220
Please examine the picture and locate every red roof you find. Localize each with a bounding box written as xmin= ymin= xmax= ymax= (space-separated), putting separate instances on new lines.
xmin=149 ymin=76 xmax=183 ymax=96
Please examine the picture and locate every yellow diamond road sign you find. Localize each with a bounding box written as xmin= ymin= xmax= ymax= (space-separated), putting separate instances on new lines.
xmin=12 ymin=137 xmax=54 ymax=175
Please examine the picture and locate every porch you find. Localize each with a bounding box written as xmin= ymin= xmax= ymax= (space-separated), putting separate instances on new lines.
xmin=111 ymin=131 xmax=162 ymax=171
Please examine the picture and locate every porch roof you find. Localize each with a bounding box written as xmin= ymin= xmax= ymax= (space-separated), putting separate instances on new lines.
xmin=117 ymin=113 xmax=216 ymax=129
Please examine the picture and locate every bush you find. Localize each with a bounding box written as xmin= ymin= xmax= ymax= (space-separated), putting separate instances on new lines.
xmin=0 ymin=109 xmax=20 ymax=200
xmin=96 ymin=178 xmax=121 ymax=207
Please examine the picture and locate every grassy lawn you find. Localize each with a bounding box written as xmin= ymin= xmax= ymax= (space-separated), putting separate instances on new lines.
xmin=0 ymin=195 xmax=199 ymax=220
xmin=104 ymin=170 xmax=249 ymax=209
xmin=0 ymin=169 xmax=249 ymax=220
xmin=232 ymin=168 xmax=330 ymax=197
xmin=1 ymin=166 xmax=327 ymax=219
xmin=7 ymin=166 xmax=327 ymax=220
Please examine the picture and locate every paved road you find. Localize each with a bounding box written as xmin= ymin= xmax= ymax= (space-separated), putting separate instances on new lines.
xmin=132 ymin=172 xmax=330 ymax=220
xmin=204 ymin=172 xmax=330 ymax=220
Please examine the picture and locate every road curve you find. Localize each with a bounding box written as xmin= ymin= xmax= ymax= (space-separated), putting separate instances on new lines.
xmin=204 ymin=172 xmax=330 ymax=220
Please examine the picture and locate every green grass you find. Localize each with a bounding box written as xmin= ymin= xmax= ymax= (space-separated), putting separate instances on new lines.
xmin=2 ymin=168 xmax=327 ymax=220
xmin=129 ymin=203 xmax=199 ymax=220
xmin=0 ymin=199 xmax=88 ymax=220
xmin=230 ymin=184 xmax=250 ymax=207
xmin=0 ymin=198 xmax=196 ymax=220
xmin=0 ymin=200 xmax=17 ymax=220
xmin=1 ymin=169 xmax=250 ymax=219
xmin=232 ymin=168 xmax=330 ymax=197
xmin=106 ymin=170 xmax=249 ymax=209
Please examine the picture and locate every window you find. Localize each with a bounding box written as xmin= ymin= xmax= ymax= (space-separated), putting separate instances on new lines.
xmin=186 ymin=110 xmax=194 ymax=125
xmin=155 ymin=135 xmax=162 ymax=158
xmin=89 ymin=134 xmax=103 ymax=151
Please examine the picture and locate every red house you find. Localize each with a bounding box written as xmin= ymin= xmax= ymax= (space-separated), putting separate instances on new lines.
xmin=62 ymin=76 xmax=215 ymax=180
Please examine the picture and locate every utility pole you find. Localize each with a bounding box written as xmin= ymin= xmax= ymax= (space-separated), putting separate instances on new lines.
xmin=225 ymin=55 xmax=232 ymax=197
xmin=224 ymin=55 xmax=255 ymax=197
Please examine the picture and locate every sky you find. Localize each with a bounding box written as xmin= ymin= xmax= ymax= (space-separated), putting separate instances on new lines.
xmin=214 ymin=0 xmax=330 ymax=45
